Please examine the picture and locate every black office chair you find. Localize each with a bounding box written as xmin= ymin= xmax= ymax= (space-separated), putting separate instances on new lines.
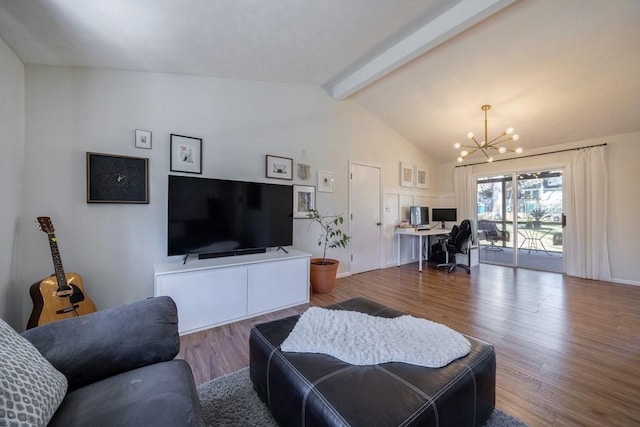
xmin=437 ymin=219 xmax=472 ymax=273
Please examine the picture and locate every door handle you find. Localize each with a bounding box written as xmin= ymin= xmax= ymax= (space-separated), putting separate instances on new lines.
xmin=376 ymin=222 xmax=381 ymax=226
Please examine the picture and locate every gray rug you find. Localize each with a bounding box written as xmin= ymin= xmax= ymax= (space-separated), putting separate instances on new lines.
xmin=197 ymin=368 xmax=528 ymax=426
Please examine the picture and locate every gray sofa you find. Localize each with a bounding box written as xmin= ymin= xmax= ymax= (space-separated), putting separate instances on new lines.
xmin=20 ymin=296 xmax=205 ymax=426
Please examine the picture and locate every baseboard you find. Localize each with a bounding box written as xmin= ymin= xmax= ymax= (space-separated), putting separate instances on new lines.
xmin=609 ymin=277 xmax=640 ymax=287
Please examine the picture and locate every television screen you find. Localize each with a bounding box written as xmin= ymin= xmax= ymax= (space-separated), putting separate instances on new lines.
xmin=168 ymin=175 xmax=293 ymax=257
xmin=409 ymin=206 xmax=429 ymax=226
xmin=432 ymin=208 xmax=457 ymax=222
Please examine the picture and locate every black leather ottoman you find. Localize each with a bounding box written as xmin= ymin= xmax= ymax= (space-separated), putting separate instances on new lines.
xmin=250 ymin=298 xmax=495 ymax=426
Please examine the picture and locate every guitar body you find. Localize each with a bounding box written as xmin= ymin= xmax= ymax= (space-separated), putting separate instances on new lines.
xmin=27 ymin=272 xmax=97 ymax=329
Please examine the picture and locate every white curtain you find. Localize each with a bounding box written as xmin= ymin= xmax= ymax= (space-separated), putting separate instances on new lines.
xmin=454 ymin=166 xmax=477 ymax=241
xmin=565 ymin=146 xmax=611 ymax=280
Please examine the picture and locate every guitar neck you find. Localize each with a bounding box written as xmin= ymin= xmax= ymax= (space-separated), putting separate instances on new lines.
xmin=47 ymin=232 xmax=68 ymax=290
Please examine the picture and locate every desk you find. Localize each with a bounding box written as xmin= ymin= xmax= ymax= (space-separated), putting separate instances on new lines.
xmin=395 ymin=228 xmax=450 ymax=272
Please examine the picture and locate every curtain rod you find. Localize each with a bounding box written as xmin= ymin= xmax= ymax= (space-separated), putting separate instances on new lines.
xmin=454 ymin=143 xmax=608 ymax=168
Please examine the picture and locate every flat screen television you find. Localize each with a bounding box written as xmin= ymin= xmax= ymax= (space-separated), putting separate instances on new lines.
xmin=432 ymin=208 xmax=457 ymax=228
xmin=168 ymin=175 xmax=293 ymax=258
xmin=409 ymin=206 xmax=429 ymax=227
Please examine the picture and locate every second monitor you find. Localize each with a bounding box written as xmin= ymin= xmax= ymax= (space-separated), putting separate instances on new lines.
xmin=432 ymin=208 xmax=457 ymax=229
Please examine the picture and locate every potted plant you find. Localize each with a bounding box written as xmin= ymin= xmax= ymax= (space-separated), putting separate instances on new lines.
xmin=529 ymin=206 xmax=549 ymax=229
xmin=306 ymin=209 xmax=350 ymax=293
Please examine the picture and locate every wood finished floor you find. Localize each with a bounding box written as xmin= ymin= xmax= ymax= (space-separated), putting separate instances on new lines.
xmin=177 ymin=262 xmax=640 ymax=427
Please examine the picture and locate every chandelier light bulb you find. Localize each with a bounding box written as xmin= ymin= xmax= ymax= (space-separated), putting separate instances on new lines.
xmin=460 ymin=150 xmax=469 ymax=157
xmin=498 ymin=147 xmax=507 ymax=154
xmin=454 ymin=142 xmax=461 ymax=149
xmin=487 ymin=156 xmax=494 ymax=162
xmin=481 ymin=140 xmax=486 ymax=147
xmin=467 ymin=132 xmax=474 ymax=139
xmin=512 ymin=134 xmax=520 ymax=141
xmin=506 ymin=127 xmax=514 ymax=135
xmin=515 ymin=147 xmax=523 ymax=154
xmin=457 ymin=157 xmax=463 ymax=163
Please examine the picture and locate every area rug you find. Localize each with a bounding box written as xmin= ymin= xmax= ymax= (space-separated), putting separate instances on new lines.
xmin=197 ymin=368 xmax=528 ymax=427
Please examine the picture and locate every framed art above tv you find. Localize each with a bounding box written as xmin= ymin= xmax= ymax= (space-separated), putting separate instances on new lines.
xmin=170 ymin=134 xmax=202 ymax=174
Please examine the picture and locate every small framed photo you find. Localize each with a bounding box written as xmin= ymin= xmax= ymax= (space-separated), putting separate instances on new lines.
xmin=266 ymin=155 xmax=293 ymax=180
xmin=416 ymin=165 xmax=429 ymax=189
xmin=135 ymin=129 xmax=152 ymax=149
xmin=400 ymin=162 xmax=414 ymax=187
xmin=86 ymin=152 xmax=149 ymax=203
xmin=317 ymin=171 xmax=335 ymax=193
xmin=293 ymin=185 xmax=316 ymax=218
xmin=170 ymin=134 xmax=202 ymax=174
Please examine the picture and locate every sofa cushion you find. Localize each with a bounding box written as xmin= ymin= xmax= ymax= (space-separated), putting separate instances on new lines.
xmin=21 ymin=296 xmax=180 ymax=391
xmin=0 ymin=318 xmax=67 ymax=426
xmin=48 ymin=359 xmax=205 ymax=427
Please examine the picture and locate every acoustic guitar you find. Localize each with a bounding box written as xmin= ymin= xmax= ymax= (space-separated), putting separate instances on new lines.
xmin=27 ymin=217 xmax=97 ymax=329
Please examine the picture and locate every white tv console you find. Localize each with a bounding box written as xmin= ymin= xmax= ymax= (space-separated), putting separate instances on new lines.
xmin=154 ymin=249 xmax=311 ymax=335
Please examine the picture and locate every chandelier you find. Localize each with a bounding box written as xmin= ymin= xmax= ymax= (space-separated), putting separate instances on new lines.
xmin=455 ymin=105 xmax=523 ymax=163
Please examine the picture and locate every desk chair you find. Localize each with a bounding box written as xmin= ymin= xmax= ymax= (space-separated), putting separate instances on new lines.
xmin=437 ymin=219 xmax=472 ymax=273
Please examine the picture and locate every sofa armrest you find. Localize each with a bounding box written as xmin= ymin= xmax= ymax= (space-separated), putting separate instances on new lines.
xmin=21 ymin=296 xmax=180 ymax=390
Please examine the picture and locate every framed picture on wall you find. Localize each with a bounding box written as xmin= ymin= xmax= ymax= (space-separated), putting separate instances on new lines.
xmin=400 ymin=162 xmax=414 ymax=187
xmin=416 ymin=165 xmax=429 ymax=189
xmin=293 ymin=185 xmax=316 ymax=218
xmin=86 ymin=152 xmax=149 ymax=203
xmin=266 ymin=155 xmax=293 ymax=180
xmin=135 ymin=129 xmax=152 ymax=149
xmin=170 ymin=134 xmax=202 ymax=174
xmin=317 ymin=171 xmax=335 ymax=193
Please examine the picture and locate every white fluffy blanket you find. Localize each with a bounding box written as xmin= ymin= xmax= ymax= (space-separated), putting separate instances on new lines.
xmin=280 ymin=307 xmax=471 ymax=368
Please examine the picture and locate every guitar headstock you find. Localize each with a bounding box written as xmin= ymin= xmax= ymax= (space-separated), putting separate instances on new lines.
xmin=36 ymin=217 xmax=55 ymax=233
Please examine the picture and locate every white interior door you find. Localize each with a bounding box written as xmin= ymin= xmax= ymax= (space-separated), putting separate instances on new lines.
xmin=349 ymin=162 xmax=382 ymax=274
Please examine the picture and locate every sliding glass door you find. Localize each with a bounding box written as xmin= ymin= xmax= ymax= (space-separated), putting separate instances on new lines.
xmin=477 ymin=170 xmax=564 ymax=272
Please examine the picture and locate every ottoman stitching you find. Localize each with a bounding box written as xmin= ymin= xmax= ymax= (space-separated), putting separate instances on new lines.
xmin=251 ymin=327 xmax=278 ymax=409
xmin=383 ymin=344 xmax=493 ymax=426
xmin=380 ymin=366 xmax=439 ymax=427
xmin=254 ymin=326 xmax=350 ymax=427
xmin=301 ymin=366 xmax=354 ymax=427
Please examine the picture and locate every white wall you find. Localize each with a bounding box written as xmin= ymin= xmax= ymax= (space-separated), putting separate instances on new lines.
xmin=20 ymin=65 xmax=435 ymax=325
xmin=0 ymin=37 xmax=25 ymax=328
xmin=438 ymin=132 xmax=640 ymax=285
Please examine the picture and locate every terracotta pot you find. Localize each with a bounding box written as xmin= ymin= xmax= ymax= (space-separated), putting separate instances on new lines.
xmin=309 ymin=258 xmax=340 ymax=293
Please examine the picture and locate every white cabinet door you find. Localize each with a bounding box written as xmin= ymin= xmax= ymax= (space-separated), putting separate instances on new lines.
xmin=156 ymin=267 xmax=247 ymax=334
xmin=247 ymin=258 xmax=308 ymax=315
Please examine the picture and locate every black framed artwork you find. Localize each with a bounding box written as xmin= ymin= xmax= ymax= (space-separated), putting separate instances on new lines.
xmin=86 ymin=152 xmax=149 ymax=203
xmin=170 ymin=134 xmax=202 ymax=174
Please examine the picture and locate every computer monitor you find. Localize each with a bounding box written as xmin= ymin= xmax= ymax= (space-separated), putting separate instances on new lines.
xmin=409 ymin=206 xmax=429 ymax=227
xmin=432 ymin=208 xmax=457 ymax=228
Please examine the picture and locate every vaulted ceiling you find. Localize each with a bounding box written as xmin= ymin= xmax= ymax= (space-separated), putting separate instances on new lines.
xmin=1 ymin=0 xmax=638 ymax=163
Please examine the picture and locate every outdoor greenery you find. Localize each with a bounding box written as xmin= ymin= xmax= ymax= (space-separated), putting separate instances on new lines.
xmin=529 ymin=207 xmax=549 ymax=221
xmin=306 ymin=209 xmax=350 ymax=264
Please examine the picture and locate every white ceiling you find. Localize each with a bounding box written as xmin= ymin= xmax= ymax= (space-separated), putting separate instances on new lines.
xmin=1 ymin=0 xmax=638 ymax=163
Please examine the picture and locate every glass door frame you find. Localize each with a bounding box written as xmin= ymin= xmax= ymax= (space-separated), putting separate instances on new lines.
xmin=475 ymin=167 xmax=565 ymax=272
